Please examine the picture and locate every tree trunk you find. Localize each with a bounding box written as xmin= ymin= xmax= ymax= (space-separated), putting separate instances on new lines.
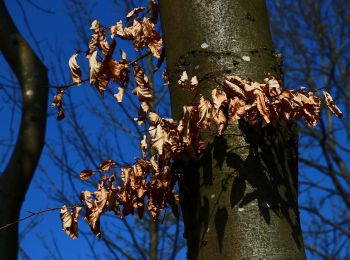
xmin=0 ymin=1 xmax=48 ymax=259
xmin=159 ymin=0 xmax=306 ymax=259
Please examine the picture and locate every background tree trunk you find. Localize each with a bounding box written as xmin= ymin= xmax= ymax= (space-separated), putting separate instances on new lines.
xmin=0 ymin=0 xmax=48 ymax=259
xmin=159 ymin=0 xmax=306 ymax=259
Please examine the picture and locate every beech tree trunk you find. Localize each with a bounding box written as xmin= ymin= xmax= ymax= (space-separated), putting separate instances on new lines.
xmin=159 ymin=0 xmax=306 ymax=259
xmin=0 ymin=1 xmax=48 ymax=259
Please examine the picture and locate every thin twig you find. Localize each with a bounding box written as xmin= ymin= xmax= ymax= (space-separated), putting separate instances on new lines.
xmin=0 ymin=205 xmax=81 ymax=231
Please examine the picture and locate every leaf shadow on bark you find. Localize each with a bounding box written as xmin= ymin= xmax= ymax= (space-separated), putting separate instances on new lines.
xmin=227 ymin=121 xmax=303 ymax=248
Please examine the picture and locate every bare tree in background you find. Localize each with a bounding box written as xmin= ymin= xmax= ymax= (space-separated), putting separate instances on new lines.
xmin=0 ymin=0 xmax=48 ymax=259
xmin=269 ymin=0 xmax=350 ymax=258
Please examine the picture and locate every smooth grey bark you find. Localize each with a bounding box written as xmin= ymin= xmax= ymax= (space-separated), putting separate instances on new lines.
xmin=0 ymin=0 xmax=48 ymax=259
xmin=159 ymin=0 xmax=306 ymax=259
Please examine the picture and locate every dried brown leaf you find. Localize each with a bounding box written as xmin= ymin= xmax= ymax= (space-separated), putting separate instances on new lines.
xmin=60 ymin=206 xmax=81 ymax=240
xmin=228 ymin=97 xmax=246 ymax=122
xmin=140 ymin=18 xmax=162 ymax=58
xmin=134 ymin=102 xmax=150 ymax=125
xmin=132 ymin=64 xmax=153 ymax=101
xmin=224 ymin=78 xmax=247 ymax=100
xmin=323 ymin=91 xmax=343 ymax=118
xmin=197 ymin=96 xmax=213 ymax=129
xmin=110 ymin=20 xmax=129 ymax=39
xmin=126 ymin=7 xmax=145 ymax=21
xmin=80 ymin=191 xmax=94 ymax=209
xmin=99 ymin=160 xmax=116 ymax=171
xmin=114 ymin=87 xmax=124 ymax=103
xmin=97 ymin=28 xmax=110 ymax=55
xmin=140 ymin=135 xmax=147 ymax=158
xmin=255 ymin=91 xmax=270 ymax=124
xmin=212 ymin=88 xmax=227 ymax=110
xmin=89 ymin=51 xmax=101 ymax=85
xmin=84 ymin=208 xmax=101 ymax=238
xmin=52 ymin=89 xmax=65 ymax=120
xmin=264 ymin=77 xmax=281 ymax=97
xmin=297 ymin=91 xmax=320 ymax=126
xmin=133 ymin=87 xmax=153 ymax=101
xmin=80 ymin=169 xmax=94 ymax=180
xmin=87 ymin=20 xmax=99 ymax=57
xmin=68 ymin=54 xmax=82 ymax=84
xmin=150 ymin=124 xmax=168 ymax=155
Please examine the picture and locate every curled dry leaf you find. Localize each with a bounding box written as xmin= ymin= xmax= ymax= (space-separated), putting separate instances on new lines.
xmin=88 ymin=20 xmax=109 ymax=56
xmin=149 ymin=111 xmax=162 ymax=126
xmin=90 ymin=19 xmax=99 ymax=30
xmin=178 ymin=105 xmax=200 ymax=145
xmin=51 ymin=89 xmax=64 ymax=108
xmin=114 ymin=87 xmax=124 ymax=103
xmin=197 ymin=96 xmax=213 ymax=129
xmin=150 ymin=124 xmax=168 ymax=155
xmin=80 ymin=191 xmax=94 ymax=209
xmin=264 ymin=77 xmax=281 ymax=97
xmin=87 ymin=20 xmax=99 ymax=57
xmin=228 ymin=97 xmax=247 ymax=122
xmin=141 ymin=18 xmax=162 ymax=58
xmin=120 ymin=49 xmax=127 ymax=61
xmin=134 ymin=101 xmax=150 ymax=125
xmin=60 ymin=206 xmax=82 ymax=240
xmin=133 ymin=63 xmax=149 ymax=89
xmin=133 ymin=87 xmax=153 ymax=102
xmin=255 ymin=91 xmax=270 ymax=124
xmin=132 ymin=63 xmax=153 ymax=101
xmin=140 ymin=135 xmax=148 ymax=158
xmin=126 ymin=7 xmax=145 ymax=21
xmin=84 ymin=207 xmax=101 ymax=238
xmin=110 ymin=20 xmax=134 ymax=40
xmin=68 ymin=54 xmax=82 ymax=84
xmin=212 ymin=88 xmax=227 ymax=110
xmin=97 ymin=28 xmax=110 ymax=55
xmin=323 ymin=91 xmax=343 ymax=118
xmin=80 ymin=169 xmax=94 ymax=180
xmin=89 ymin=51 xmax=101 ymax=85
xmin=224 ymin=78 xmax=247 ymax=100
xmin=296 ymin=91 xmax=320 ymax=126
xmin=99 ymin=160 xmax=117 ymax=171
xmin=105 ymin=59 xmax=129 ymax=87
xmin=52 ymin=88 xmax=65 ymax=120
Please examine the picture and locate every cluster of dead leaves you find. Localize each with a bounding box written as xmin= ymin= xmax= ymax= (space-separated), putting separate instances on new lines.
xmin=53 ymin=1 xmax=161 ymax=119
xmin=176 ymin=74 xmax=342 ymax=133
xmin=62 ymin=156 xmax=179 ymax=238
xmin=222 ymin=76 xmax=342 ymax=126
